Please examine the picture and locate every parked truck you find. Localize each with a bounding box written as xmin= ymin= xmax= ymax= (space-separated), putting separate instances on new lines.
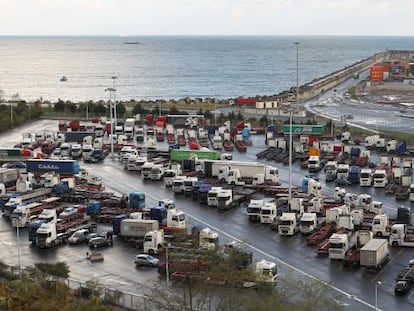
xmin=150 ymin=164 xmax=165 ymax=181
xmin=3 ymin=187 xmax=53 ymax=217
xmin=390 ymin=224 xmax=414 ymax=247
xmin=124 ymin=118 xmax=135 ymax=140
xmin=329 ymin=232 xmax=353 ymax=260
xmin=113 ymin=217 xmax=159 ymax=246
xmin=64 ymin=131 xmax=95 ymax=144
xmin=247 ymin=199 xmax=264 ymax=222
xmin=203 ymin=160 xmax=279 ymax=184
xmin=342 ymin=230 xmax=373 ymax=267
xmin=278 ymin=213 xmax=300 ymax=236
xmin=359 ymin=238 xmax=389 ymax=270
xmin=35 ymin=216 xmax=92 ymax=248
xmin=359 ymin=168 xmax=373 ymax=186
xmin=26 ymin=159 xmax=80 ymax=175
xmin=299 ymin=213 xmax=325 ymax=234
xmin=0 ymin=168 xmax=19 ymax=187
xmin=259 ymin=201 xmax=277 ymax=224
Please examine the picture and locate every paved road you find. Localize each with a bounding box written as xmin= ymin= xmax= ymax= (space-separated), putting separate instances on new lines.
xmin=305 ymin=73 xmax=414 ymax=134
xmin=1 ymin=120 xmax=414 ymax=310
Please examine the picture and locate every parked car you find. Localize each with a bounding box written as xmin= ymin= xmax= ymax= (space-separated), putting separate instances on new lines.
xmin=335 ymin=177 xmax=351 ymax=186
xmin=134 ymin=254 xmax=160 ymax=267
xmin=88 ymin=237 xmax=113 ymax=248
xmin=68 ymin=229 xmax=90 ymax=245
xmin=59 ymin=207 xmax=78 ymax=218
xmin=53 ymin=148 xmax=61 ymax=156
xmin=85 ymin=232 xmax=106 ymax=243
xmin=395 ymin=280 xmax=411 ymax=295
xmin=325 ymin=172 xmax=336 ymax=182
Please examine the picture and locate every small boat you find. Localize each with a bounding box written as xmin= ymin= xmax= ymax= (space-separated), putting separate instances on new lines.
xmin=60 ymin=76 xmax=67 ymax=82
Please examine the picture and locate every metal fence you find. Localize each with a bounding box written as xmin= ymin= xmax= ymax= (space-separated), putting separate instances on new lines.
xmin=66 ymin=278 xmax=149 ymax=310
xmin=0 ymin=262 xmax=150 ymax=311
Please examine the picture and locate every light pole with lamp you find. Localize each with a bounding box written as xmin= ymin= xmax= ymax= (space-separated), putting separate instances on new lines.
xmin=110 ymin=76 xmax=118 ymax=124
xmin=11 ymin=215 xmax=22 ymax=279
xmin=105 ymin=87 xmax=116 ymax=158
xmin=375 ymin=281 xmax=381 ymax=310
xmin=288 ymin=41 xmax=300 ymax=205
xmin=165 ymin=243 xmax=171 ymax=286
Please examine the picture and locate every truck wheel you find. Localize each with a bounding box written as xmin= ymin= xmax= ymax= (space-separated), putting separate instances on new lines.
xmin=148 ymin=249 xmax=155 ymax=255
xmin=94 ymin=244 xmax=98 ymax=249
xmin=392 ymin=241 xmax=398 ymax=247
xmin=376 ymin=232 xmax=383 ymax=237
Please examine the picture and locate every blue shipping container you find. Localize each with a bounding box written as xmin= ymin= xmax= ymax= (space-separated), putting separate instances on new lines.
xmin=25 ymin=159 xmax=80 ymax=175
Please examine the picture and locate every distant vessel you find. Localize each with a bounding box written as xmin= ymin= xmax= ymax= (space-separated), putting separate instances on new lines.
xmin=122 ymin=36 xmax=140 ymax=45
xmin=60 ymin=76 xmax=67 ymax=82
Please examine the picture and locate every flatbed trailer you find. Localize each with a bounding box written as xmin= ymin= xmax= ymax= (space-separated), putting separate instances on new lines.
xmin=306 ymin=223 xmax=335 ymax=246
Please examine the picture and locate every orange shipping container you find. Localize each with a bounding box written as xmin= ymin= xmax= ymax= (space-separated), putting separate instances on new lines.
xmin=308 ymin=147 xmax=320 ymax=157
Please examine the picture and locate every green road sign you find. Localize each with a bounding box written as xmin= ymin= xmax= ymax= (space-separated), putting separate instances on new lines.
xmin=282 ymin=125 xmax=323 ymax=135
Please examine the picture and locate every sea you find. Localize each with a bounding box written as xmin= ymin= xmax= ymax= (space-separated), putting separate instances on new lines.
xmin=0 ymin=35 xmax=413 ymax=103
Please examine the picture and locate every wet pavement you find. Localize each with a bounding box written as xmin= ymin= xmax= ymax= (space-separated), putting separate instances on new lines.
xmin=0 ymin=119 xmax=413 ymax=310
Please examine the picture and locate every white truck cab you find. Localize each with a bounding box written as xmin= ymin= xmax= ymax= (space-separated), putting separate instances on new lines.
xmin=141 ymin=162 xmax=154 ymax=179
xmin=260 ymin=201 xmax=277 ymax=224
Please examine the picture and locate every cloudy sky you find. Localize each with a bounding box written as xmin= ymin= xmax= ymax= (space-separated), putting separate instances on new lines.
xmin=0 ymin=0 xmax=412 ymax=36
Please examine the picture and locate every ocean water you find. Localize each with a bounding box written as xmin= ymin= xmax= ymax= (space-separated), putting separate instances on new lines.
xmin=0 ymin=35 xmax=413 ymax=102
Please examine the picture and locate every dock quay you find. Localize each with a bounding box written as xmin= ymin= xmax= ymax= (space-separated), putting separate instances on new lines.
xmin=244 ymin=50 xmax=414 ymax=117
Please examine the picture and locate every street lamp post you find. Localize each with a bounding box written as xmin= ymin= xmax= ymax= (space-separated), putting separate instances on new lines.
xmin=11 ymin=215 xmax=22 ymax=279
xmin=288 ymin=108 xmax=293 ymax=205
xmin=110 ymin=76 xmax=118 ymax=124
xmin=375 ymin=281 xmax=381 ymax=311
xmin=105 ymin=87 xmax=116 ymax=158
xmin=86 ymin=101 xmax=89 ymax=121
xmin=289 ymin=41 xmax=300 ymax=205
xmin=165 ymin=243 xmax=171 ymax=286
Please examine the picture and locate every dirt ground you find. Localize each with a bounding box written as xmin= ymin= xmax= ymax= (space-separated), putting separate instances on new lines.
xmin=359 ymin=81 xmax=414 ymax=106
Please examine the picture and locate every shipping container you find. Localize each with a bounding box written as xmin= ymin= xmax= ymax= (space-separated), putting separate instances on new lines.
xmin=0 ymin=148 xmax=23 ymax=157
xmin=236 ymin=98 xmax=256 ymax=105
xmin=64 ymin=131 xmax=95 ymax=144
xmin=26 ymin=159 xmax=80 ymax=175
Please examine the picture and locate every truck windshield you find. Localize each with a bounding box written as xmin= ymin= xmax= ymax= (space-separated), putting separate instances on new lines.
xmin=329 ymin=242 xmax=344 ymax=249
xmin=300 ymin=220 xmax=313 ymax=226
xmin=165 ymin=172 xmax=175 ymax=178
xmin=261 ymin=209 xmax=272 ymax=215
xmin=247 ymin=207 xmax=261 ymax=213
xmin=279 ymin=220 xmax=292 ymax=226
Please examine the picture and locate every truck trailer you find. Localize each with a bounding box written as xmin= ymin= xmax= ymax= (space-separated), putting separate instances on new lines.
xmin=26 ymin=159 xmax=80 ymax=175
xmin=359 ymin=238 xmax=389 ymax=270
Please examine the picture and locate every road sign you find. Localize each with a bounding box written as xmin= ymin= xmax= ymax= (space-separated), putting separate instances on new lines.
xmin=282 ymin=125 xmax=323 ymax=135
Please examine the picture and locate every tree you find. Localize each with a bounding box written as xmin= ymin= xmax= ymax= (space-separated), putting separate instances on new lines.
xmin=168 ymin=105 xmax=180 ymax=115
xmin=115 ymin=102 xmax=126 ymax=118
xmin=54 ymin=99 xmax=65 ymax=112
xmin=94 ymin=103 xmax=107 ymax=116
xmin=146 ymin=247 xmax=344 ymax=311
xmin=66 ymin=102 xmax=78 ymax=114
xmin=132 ymin=103 xmax=145 ymax=115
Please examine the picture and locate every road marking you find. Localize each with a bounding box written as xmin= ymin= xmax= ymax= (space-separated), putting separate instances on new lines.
xmin=97 ymin=163 xmax=378 ymax=310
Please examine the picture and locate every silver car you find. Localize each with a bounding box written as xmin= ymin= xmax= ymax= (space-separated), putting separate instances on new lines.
xmin=134 ymin=254 xmax=160 ymax=267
